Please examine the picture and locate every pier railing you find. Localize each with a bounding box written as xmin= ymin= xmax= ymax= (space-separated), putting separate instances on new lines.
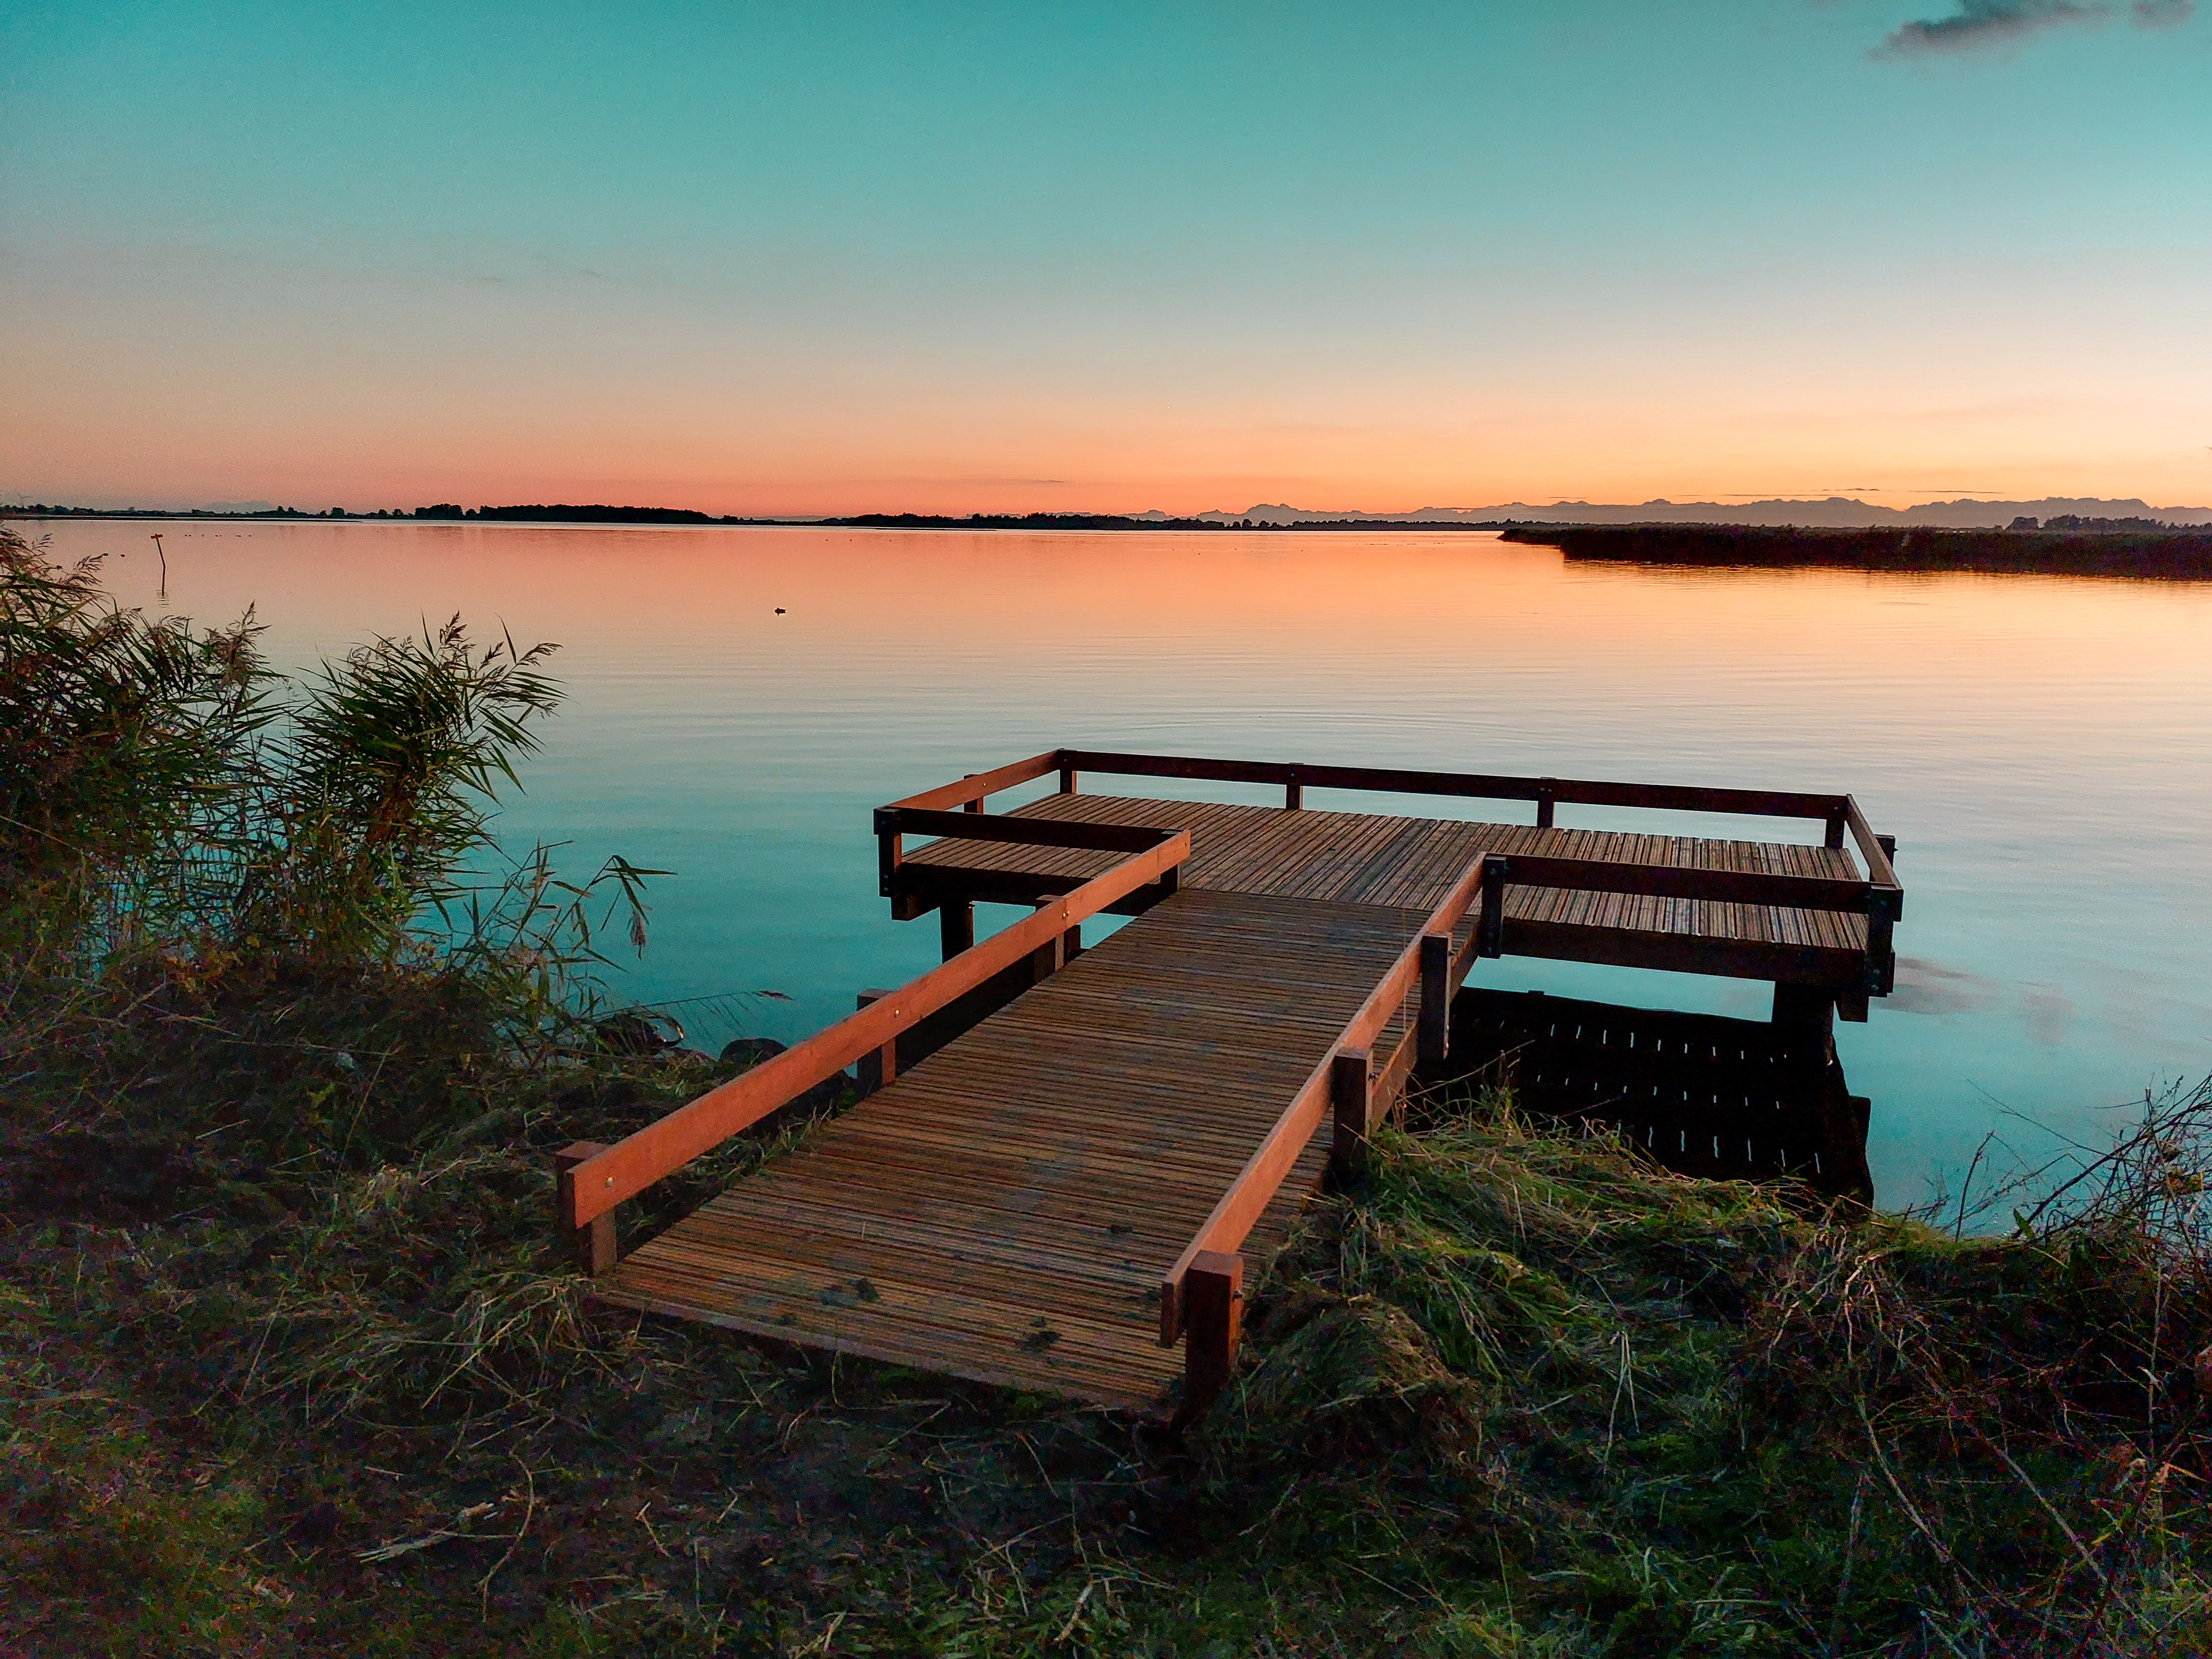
xmin=553 ymin=824 xmax=1192 ymax=1273
xmin=876 ymin=747 xmax=1902 ymax=997
xmin=1155 ymin=846 xmax=1503 ymax=1412
xmin=869 ymin=750 xmax=1902 ymax=1410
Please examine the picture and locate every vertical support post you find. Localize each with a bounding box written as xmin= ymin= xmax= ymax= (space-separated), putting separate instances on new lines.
xmin=1868 ymin=838 xmax=1898 ymax=996
xmin=939 ymin=900 xmax=974 ymax=961
xmin=1824 ymin=806 xmax=1847 ymax=849
xmin=1062 ymin=920 xmax=1083 ymax=962
xmin=1478 ymin=856 xmax=1508 ymax=958
xmin=1771 ymin=982 xmax=1835 ymax=1037
xmin=553 ymin=1142 xmax=616 ymax=1276
xmin=856 ymin=988 xmax=897 ymax=1095
xmin=1417 ymin=933 xmax=1450 ymax=1066
xmin=1536 ymin=779 xmax=1557 ymax=830
xmin=1059 ymin=765 xmax=1078 ymax=795
xmin=1865 ymin=892 xmax=1898 ymax=996
xmin=1330 ymin=1047 xmax=1373 ymax=1179
xmin=1182 ymin=1250 xmax=1244 ymax=1418
xmin=1285 ymin=764 xmax=1304 ymax=810
xmin=874 ymin=810 xmax=902 ymax=898
xmin=1029 ymin=900 xmax=1065 ymax=984
xmin=962 ymin=773 xmax=982 ymax=814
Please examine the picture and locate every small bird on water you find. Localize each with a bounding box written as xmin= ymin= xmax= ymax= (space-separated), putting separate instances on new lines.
xmin=774 ymin=607 xmax=786 ymax=614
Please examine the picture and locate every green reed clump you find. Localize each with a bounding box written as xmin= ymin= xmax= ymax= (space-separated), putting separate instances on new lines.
xmin=0 ymin=530 xmax=270 ymax=882
xmin=1 ymin=521 xmax=652 ymax=1014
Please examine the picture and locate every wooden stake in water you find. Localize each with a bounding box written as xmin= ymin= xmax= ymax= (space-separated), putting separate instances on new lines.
xmin=149 ymin=533 xmax=166 ymax=596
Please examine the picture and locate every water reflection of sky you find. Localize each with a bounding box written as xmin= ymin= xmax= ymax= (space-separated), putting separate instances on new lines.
xmin=53 ymin=519 xmax=2212 ymax=1207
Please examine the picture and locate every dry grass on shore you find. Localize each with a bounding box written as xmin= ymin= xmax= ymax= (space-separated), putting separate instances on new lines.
xmin=9 ymin=996 xmax=2208 ymax=1656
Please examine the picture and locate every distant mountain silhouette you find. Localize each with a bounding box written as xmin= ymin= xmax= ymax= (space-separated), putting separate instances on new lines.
xmin=1201 ymin=497 xmax=2212 ymax=529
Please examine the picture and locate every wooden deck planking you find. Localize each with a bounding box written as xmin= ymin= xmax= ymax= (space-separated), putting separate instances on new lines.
xmin=592 ymin=889 xmax=1428 ymax=1410
xmin=903 ymin=794 xmax=1868 ymax=968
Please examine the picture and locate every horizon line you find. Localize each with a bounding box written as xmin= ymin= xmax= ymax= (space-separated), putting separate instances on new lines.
xmin=13 ymin=490 xmax=2212 ymax=522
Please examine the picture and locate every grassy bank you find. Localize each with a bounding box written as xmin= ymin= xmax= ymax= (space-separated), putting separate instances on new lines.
xmin=1501 ymin=523 xmax=2212 ymax=578
xmin=7 ymin=526 xmax=2209 ymax=1655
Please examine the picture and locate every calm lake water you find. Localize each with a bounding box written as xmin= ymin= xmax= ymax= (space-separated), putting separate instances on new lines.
xmin=44 ymin=519 xmax=2212 ymax=1205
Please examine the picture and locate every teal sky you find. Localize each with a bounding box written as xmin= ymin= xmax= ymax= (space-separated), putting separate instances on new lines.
xmin=6 ymin=1 xmax=2209 ymax=513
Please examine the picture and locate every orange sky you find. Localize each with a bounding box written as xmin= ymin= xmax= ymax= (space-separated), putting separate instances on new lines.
xmin=12 ymin=252 xmax=2209 ymax=518
xmin=6 ymin=5 xmax=2210 ymax=516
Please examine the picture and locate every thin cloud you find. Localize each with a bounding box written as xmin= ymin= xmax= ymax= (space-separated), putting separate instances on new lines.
xmin=1874 ymin=0 xmax=2193 ymax=57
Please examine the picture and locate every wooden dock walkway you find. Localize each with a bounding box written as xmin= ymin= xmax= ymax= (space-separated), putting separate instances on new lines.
xmin=591 ymin=890 xmax=1432 ymax=1406
xmin=556 ymin=749 xmax=1902 ymax=1416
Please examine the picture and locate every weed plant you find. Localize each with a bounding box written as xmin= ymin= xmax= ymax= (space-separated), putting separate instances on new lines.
xmin=3 ymin=522 xmax=2206 ymax=1655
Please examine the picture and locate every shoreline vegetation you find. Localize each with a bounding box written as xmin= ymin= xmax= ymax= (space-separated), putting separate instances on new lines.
xmin=6 ymin=504 xmax=1522 ymax=531
xmin=8 ymin=521 xmax=2212 ymax=1654
xmin=1503 ymin=523 xmax=2212 ymax=579
xmin=16 ymin=503 xmax=2212 ymax=565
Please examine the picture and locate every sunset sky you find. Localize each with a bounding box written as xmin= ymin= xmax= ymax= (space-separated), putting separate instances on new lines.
xmin=5 ymin=0 xmax=2209 ymax=517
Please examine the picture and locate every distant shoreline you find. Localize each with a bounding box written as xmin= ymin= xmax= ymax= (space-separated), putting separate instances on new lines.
xmin=17 ymin=509 xmax=2212 ymax=568
xmin=5 ymin=505 xmax=1526 ymax=531
xmin=24 ymin=490 xmax=2212 ymax=532
xmin=1503 ymin=522 xmax=2212 ymax=579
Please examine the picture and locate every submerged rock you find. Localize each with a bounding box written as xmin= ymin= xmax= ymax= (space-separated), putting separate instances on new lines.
xmin=595 ymin=1011 xmax=684 ymax=1055
xmin=719 ymin=1036 xmax=787 ymax=1066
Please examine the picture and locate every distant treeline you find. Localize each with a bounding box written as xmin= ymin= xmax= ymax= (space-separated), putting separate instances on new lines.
xmin=825 ymin=511 xmax=1225 ymax=530
xmin=2011 ymin=514 xmax=2188 ymax=533
xmin=819 ymin=512 xmax=1528 ymax=531
xmin=424 ymin=503 xmax=765 ymax=524
xmin=55 ymin=503 xmax=2209 ymax=543
xmin=1504 ymin=522 xmax=2212 ymax=579
xmin=10 ymin=504 xmax=1535 ymax=531
xmin=6 ymin=503 xmax=771 ymax=525
xmin=11 ymin=504 xmax=338 ymax=520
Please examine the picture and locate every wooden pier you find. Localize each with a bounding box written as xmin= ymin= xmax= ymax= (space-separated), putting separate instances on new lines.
xmin=559 ymin=749 xmax=1902 ymax=1415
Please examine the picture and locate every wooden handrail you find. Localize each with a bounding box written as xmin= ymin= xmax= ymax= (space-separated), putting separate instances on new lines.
xmin=875 ymin=746 xmax=1908 ymax=1000
xmin=876 ymin=807 xmax=1176 ymax=854
xmin=1058 ymin=748 xmax=1849 ymax=825
xmin=1843 ymin=796 xmax=1902 ymax=901
xmin=883 ymin=750 xmax=1063 ymax=813
xmin=1156 ymin=850 xmax=1498 ymax=1345
xmin=878 ymin=752 xmax=1908 ymax=926
xmin=877 ymin=752 xmax=1909 ymax=880
xmin=1842 ymin=796 xmax=1902 ymax=997
xmin=560 ymin=829 xmax=1191 ymax=1232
